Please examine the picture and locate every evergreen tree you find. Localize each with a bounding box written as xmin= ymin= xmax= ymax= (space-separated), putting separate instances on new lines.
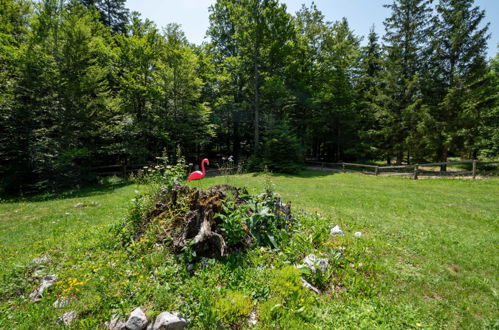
xmin=357 ymin=26 xmax=384 ymax=161
xmin=80 ymin=0 xmax=129 ymax=33
xmin=381 ymin=0 xmax=432 ymax=164
xmin=426 ymin=0 xmax=490 ymax=166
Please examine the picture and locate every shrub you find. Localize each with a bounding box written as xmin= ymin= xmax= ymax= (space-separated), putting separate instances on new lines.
xmin=130 ymin=156 xmax=187 ymax=188
xmin=263 ymin=124 xmax=304 ymax=173
xmin=213 ymin=290 xmax=253 ymax=326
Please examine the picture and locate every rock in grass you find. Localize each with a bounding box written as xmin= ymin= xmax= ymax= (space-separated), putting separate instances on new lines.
xmin=248 ymin=309 xmax=258 ymax=326
xmin=29 ymin=274 xmax=57 ymax=301
xmin=330 ymin=225 xmax=344 ymax=236
xmin=32 ymin=255 xmax=49 ymax=265
xmin=302 ymin=254 xmax=329 ymax=273
xmin=53 ymin=297 xmax=71 ymax=309
xmin=354 ymin=232 xmax=362 ymax=237
xmin=125 ymin=307 xmax=149 ymax=330
xmin=57 ymin=311 xmax=77 ymax=326
xmin=74 ymin=202 xmax=86 ymax=208
xmin=301 ymin=278 xmax=320 ymax=294
xmin=107 ymin=315 xmax=127 ymax=330
xmin=152 ymin=311 xmax=188 ymax=330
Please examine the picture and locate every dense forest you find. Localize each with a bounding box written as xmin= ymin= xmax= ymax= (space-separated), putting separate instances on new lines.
xmin=0 ymin=0 xmax=497 ymax=193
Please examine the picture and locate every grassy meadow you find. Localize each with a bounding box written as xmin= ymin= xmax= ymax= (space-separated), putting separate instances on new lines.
xmin=0 ymin=171 xmax=498 ymax=328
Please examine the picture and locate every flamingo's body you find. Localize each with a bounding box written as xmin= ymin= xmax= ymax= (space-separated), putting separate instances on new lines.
xmin=188 ymin=158 xmax=209 ymax=182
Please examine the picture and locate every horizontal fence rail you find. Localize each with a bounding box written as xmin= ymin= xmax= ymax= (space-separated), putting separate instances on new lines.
xmin=306 ymin=160 xmax=498 ymax=179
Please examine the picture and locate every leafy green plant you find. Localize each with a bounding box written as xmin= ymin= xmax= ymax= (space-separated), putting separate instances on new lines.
xmin=216 ymin=202 xmax=247 ymax=246
xmin=300 ymin=259 xmax=335 ymax=291
xmin=213 ymin=290 xmax=253 ymax=326
xmin=131 ymin=156 xmax=187 ymax=188
xmin=244 ymin=190 xmax=294 ymax=249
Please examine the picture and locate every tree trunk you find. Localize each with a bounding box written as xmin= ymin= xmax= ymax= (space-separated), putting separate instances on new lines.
xmin=253 ymin=5 xmax=261 ymax=156
xmin=439 ymin=147 xmax=448 ymax=172
xmin=396 ymin=150 xmax=403 ymax=165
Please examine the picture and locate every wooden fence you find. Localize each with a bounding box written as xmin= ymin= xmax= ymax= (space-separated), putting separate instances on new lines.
xmin=306 ymin=160 xmax=499 ymax=179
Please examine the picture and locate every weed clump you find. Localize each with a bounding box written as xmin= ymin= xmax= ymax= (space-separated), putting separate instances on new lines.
xmin=115 ymin=183 xmax=295 ymax=261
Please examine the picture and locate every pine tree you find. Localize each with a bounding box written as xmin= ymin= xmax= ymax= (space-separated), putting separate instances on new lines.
xmin=79 ymin=0 xmax=129 ymax=33
xmin=381 ymin=0 xmax=432 ymax=164
xmin=426 ymin=0 xmax=490 ymax=166
xmin=357 ymin=26 xmax=384 ymax=161
xmin=0 ymin=0 xmax=32 ymax=193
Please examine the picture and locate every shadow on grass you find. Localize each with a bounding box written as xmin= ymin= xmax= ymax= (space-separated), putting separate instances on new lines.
xmin=1 ymin=180 xmax=133 ymax=203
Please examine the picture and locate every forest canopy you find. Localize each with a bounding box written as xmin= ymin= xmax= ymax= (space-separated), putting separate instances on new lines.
xmin=0 ymin=0 xmax=497 ymax=193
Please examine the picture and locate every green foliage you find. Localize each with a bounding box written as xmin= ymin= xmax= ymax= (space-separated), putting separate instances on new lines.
xmin=0 ymin=0 xmax=497 ymax=196
xmin=258 ymin=266 xmax=311 ymax=327
xmin=262 ymin=124 xmax=303 ymax=173
xmin=216 ymin=202 xmax=247 ymax=246
xmin=114 ymin=158 xmax=188 ymax=246
xmin=244 ymin=190 xmax=294 ymax=249
xmin=130 ymin=156 xmax=188 ymax=188
xmin=213 ymin=290 xmax=253 ymax=326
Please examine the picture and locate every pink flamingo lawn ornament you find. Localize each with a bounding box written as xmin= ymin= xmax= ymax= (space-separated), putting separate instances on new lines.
xmin=188 ymin=158 xmax=209 ymax=183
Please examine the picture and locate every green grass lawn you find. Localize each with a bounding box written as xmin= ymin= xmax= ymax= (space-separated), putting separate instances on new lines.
xmin=1 ymin=171 xmax=498 ymax=328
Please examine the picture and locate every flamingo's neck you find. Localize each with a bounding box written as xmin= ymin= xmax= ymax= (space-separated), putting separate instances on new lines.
xmin=201 ymin=160 xmax=206 ymax=174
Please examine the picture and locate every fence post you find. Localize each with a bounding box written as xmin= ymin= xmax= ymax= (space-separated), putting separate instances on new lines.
xmin=375 ymin=166 xmax=379 ymax=176
xmin=342 ymin=163 xmax=345 ymax=172
xmin=413 ymin=165 xmax=419 ymax=180
xmin=472 ymin=160 xmax=477 ymax=179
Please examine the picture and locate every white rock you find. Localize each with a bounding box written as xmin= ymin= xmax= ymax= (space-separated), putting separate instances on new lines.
xmin=248 ymin=309 xmax=258 ymax=326
xmin=125 ymin=307 xmax=149 ymax=330
xmin=301 ymin=278 xmax=320 ymax=294
xmin=330 ymin=225 xmax=344 ymax=236
xmin=354 ymin=232 xmax=362 ymax=237
xmin=152 ymin=311 xmax=188 ymax=330
xmin=302 ymin=254 xmax=329 ymax=273
xmin=74 ymin=203 xmax=86 ymax=208
xmin=33 ymin=255 xmax=49 ymax=265
xmin=29 ymin=274 xmax=58 ymax=301
xmin=53 ymin=297 xmax=71 ymax=309
xmin=57 ymin=311 xmax=77 ymax=326
xmin=107 ymin=315 xmax=127 ymax=330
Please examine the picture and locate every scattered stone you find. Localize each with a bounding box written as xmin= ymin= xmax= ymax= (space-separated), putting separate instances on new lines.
xmin=53 ymin=297 xmax=71 ymax=309
xmin=354 ymin=232 xmax=362 ymax=237
xmin=74 ymin=203 xmax=86 ymax=208
xmin=152 ymin=311 xmax=188 ymax=330
xmin=57 ymin=311 xmax=77 ymax=326
xmin=125 ymin=307 xmax=149 ymax=330
xmin=106 ymin=315 xmax=127 ymax=330
xmin=302 ymin=254 xmax=329 ymax=273
xmin=248 ymin=309 xmax=258 ymax=326
xmin=301 ymin=278 xmax=320 ymax=294
xmin=33 ymin=255 xmax=49 ymax=265
xmin=186 ymin=264 xmax=194 ymax=274
xmin=330 ymin=225 xmax=344 ymax=236
xmin=29 ymin=274 xmax=58 ymax=301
